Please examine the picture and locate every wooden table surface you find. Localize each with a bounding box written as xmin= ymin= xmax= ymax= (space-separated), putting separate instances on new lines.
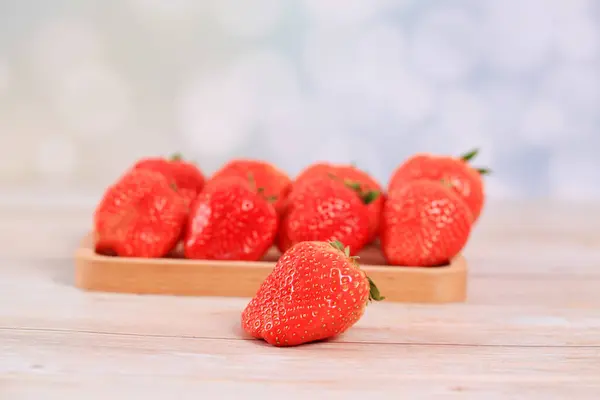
xmin=1 ymin=201 xmax=599 ymax=399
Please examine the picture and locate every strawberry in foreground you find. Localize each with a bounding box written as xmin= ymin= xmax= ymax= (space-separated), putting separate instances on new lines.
xmin=381 ymin=179 xmax=473 ymax=267
xmin=94 ymin=169 xmax=188 ymax=258
xmin=209 ymin=159 xmax=292 ymax=215
xmin=242 ymin=240 xmax=384 ymax=347
xmin=184 ymin=177 xmax=278 ymax=261
xmin=278 ymin=176 xmax=375 ymax=256
xmin=133 ymin=153 xmax=205 ymax=206
xmin=294 ymin=162 xmax=385 ymax=242
xmin=387 ymin=149 xmax=489 ymax=222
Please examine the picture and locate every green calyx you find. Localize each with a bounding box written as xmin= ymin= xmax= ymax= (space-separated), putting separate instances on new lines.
xmin=458 ymin=148 xmax=492 ymax=176
xmin=344 ymin=180 xmax=361 ymax=191
xmin=328 ymin=240 xmax=385 ymax=303
xmin=368 ymin=276 xmax=385 ymax=302
xmin=258 ymin=187 xmax=277 ymax=203
xmin=327 ymin=173 xmax=380 ymax=205
xmin=344 ymin=179 xmax=380 ymax=205
xmin=169 ymin=152 xmax=201 ymax=167
xmin=169 ymin=152 xmax=183 ymax=162
xmin=439 ymin=178 xmax=453 ymax=189
xmin=361 ymin=190 xmax=380 ymax=205
xmin=329 ymin=240 xmax=360 ymax=268
xmin=247 ymin=172 xmax=256 ymax=190
xmin=460 ymin=148 xmax=479 ymax=162
xmin=329 ymin=240 xmax=348 ymax=254
xmin=252 ymin=176 xmax=277 ymax=203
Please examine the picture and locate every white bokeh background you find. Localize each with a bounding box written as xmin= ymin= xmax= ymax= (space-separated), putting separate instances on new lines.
xmin=0 ymin=0 xmax=599 ymax=202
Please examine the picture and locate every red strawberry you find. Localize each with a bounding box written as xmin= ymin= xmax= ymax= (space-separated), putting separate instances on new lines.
xmin=278 ymin=177 xmax=373 ymax=255
xmin=94 ymin=169 xmax=187 ymax=258
xmin=241 ymin=240 xmax=384 ymax=347
xmin=294 ymin=162 xmax=384 ymax=242
xmin=184 ymin=178 xmax=278 ymax=261
xmin=381 ymin=180 xmax=473 ymax=267
xmin=209 ymin=159 xmax=291 ymax=214
xmin=133 ymin=153 xmax=205 ymax=206
xmin=333 ymin=165 xmax=385 ymax=241
xmin=387 ymin=149 xmax=488 ymax=222
xmin=294 ymin=162 xmax=337 ymax=185
xmin=203 ymin=174 xmax=252 ymax=193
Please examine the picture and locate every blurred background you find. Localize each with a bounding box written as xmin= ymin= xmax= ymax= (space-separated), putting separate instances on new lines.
xmin=0 ymin=0 xmax=599 ymax=206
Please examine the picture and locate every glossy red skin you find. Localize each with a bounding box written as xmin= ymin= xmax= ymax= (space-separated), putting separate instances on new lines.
xmin=203 ymin=175 xmax=252 ymax=193
xmin=387 ymin=154 xmax=484 ymax=222
xmin=94 ymin=169 xmax=187 ymax=258
xmin=381 ymin=180 xmax=473 ymax=267
xmin=294 ymin=162 xmax=336 ymax=184
xmin=279 ymin=177 xmax=370 ymax=256
xmin=294 ymin=163 xmax=384 ymax=242
xmin=241 ymin=241 xmax=371 ymax=347
xmin=134 ymin=157 xmax=205 ymax=206
xmin=210 ymin=159 xmax=292 ymax=215
xmin=184 ymin=181 xmax=278 ymax=261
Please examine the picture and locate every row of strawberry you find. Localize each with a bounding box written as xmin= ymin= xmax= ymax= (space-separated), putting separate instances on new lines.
xmin=93 ymin=150 xmax=487 ymax=267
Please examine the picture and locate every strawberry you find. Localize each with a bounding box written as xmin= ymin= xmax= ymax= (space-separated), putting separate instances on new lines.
xmin=94 ymin=169 xmax=187 ymax=258
xmin=133 ymin=153 xmax=205 ymax=206
xmin=332 ymin=165 xmax=385 ymax=241
xmin=294 ymin=162 xmax=337 ymax=185
xmin=203 ymin=174 xmax=252 ymax=193
xmin=241 ymin=240 xmax=384 ymax=347
xmin=278 ymin=177 xmax=373 ymax=255
xmin=209 ymin=159 xmax=291 ymax=214
xmin=381 ymin=180 xmax=473 ymax=267
xmin=184 ymin=177 xmax=278 ymax=261
xmin=387 ymin=149 xmax=489 ymax=222
xmin=294 ymin=162 xmax=384 ymax=241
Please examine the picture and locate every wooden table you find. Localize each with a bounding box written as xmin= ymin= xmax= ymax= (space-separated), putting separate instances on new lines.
xmin=1 ymin=201 xmax=599 ymax=399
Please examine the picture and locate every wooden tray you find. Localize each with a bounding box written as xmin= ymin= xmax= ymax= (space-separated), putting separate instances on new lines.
xmin=75 ymin=233 xmax=467 ymax=303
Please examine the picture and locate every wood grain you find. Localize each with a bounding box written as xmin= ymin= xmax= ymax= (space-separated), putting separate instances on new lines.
xmin=1 ymin=201 xmax=600 ymax=398
xmin=75 ymin=234 xmax=467 ymax=303
xmin=2 ymin=329 xmax=599 ymax=400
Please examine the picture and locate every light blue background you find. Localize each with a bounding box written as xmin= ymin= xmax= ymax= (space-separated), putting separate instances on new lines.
xmin=0 ymin=0 xmax=598 ymax=200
